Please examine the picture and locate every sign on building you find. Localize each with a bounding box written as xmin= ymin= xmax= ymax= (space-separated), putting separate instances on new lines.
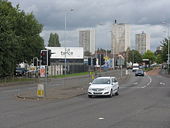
xmin=46 ymin=47 xmax=84 ymax=59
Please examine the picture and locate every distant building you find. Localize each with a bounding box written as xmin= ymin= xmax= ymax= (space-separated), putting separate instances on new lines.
xmin=111 ymin=23 xmax=131 ymax=54
xmin=155 ymin=46 xmax=162 ymax=55
xmin=79 ymin=29 xmax=95 ymax=54
xmin=136 ymin=32 xmax=150 ymax=54
xmin=156 ymin=46 xmax=162 ymax=51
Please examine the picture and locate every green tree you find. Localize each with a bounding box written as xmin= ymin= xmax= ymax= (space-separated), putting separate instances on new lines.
xmin=48 ymin=33 xmax=60 ymax=47
xmin=127 ymin=49 xmax=142 ymax=64
xmin=16 ymin=12 xmax=44 ymax=63
xmin=126 ymin=47 xmax=131 ymax=62
xmin=160 ymin=38 xmax=170 ymax=62
xmin=142 ymin=50 xmax=156 ymax=64
xmin=0 ymin=0 xmax=44 ymax=77
xmin=156 ymin=54 xmax=163 ymax=64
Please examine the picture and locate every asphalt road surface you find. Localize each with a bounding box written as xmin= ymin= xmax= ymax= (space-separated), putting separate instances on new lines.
xmin=0 ymin=69 xmax=170 ymax=128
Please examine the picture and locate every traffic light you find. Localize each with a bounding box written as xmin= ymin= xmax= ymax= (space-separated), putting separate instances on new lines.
xmin=93 ymin=58 xmax=96 ymax=65
xmin=88 ymin=58 xmax=91 ymax=65
xmin=101 ymin=54 xmax=105 ymax=65
xmin=97 ymin=54 xmax=105 ymax=65
xmin=41 ymin=50 xmax=48 ymax=66
xmin=48 ymin=50 xmax=51 ymax=66
xmin=33 ymin=58 xmax=38 ymax=66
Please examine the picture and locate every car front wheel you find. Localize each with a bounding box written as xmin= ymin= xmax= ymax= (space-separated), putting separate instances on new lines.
xmin=88 ymin=95 xmax=92 ymax=98
xmin=115 ymin=88 xmax=119 ymax=96
xmin=109 ymin=89 xmax=113 ymax=98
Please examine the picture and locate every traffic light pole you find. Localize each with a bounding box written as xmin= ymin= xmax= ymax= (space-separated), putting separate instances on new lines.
xmin=39 ymin=49 xmax=51 ymax=98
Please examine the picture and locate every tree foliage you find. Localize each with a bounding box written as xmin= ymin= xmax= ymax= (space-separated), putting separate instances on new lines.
xmin=0 ymin=0 xmax=44 ymax=77
xmin=48 ymin=33 xmax=60 ymax=47
xmin=142 ymin=50 xmax=156 ymax=64
xmin=127 ymin=49 xmax=142 ymax=64
xmin=160 ymin=38 xmax=170 ymax=62
xmin=155 ymin=54 xmax=163 ymax=64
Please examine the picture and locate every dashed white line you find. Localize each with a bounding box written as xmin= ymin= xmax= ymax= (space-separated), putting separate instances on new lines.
xmin=142 ymin=75 xmax=152 ymax=88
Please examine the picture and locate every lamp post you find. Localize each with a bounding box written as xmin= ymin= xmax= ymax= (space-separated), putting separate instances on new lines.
xmin=64 ymin=9 xmax=74 ymax=75
xmin=96 ymin=24 xmax=112 ymax=69
xmin=111 ymin=29 xmax=115 ymax=70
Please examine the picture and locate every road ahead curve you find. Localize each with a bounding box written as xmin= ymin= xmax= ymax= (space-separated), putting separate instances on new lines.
xmin=0 ymin=69 xmax=170 ymax=128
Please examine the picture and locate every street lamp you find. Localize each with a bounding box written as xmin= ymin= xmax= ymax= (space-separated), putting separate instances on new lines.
xmin=64 ymin=9 xmax=74 ymax=75
xmin=162 ymin=22 xmax=170 ymax=73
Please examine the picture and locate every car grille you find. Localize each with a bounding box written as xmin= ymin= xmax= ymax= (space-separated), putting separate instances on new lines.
xmin=94 ymin=92 xmax=102 ymax=95
xmin=92 ymin=88 xmax=104 ymax=91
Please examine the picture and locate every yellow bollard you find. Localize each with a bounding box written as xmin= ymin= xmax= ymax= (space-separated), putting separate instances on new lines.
xmin=37 ymin=84 xmax=44 ymax=97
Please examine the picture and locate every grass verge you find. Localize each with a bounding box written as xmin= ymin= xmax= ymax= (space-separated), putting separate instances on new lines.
xmin=0 ymin=72 xmax=89 ymax=84
xmin=49 ymin=72 xmax=89 ymax=78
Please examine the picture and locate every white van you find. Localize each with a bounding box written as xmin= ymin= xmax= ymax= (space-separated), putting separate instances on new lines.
xmin=132 ymin=63 xmax=139 ymax=72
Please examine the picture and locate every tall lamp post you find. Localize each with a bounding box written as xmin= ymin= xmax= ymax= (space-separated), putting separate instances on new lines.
xmin=96 ymin=24 xmax=112 ymax=69
xmin=64 ymin=9 xmax=74 ymax=75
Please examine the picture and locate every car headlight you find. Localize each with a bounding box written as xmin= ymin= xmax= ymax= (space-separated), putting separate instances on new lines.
xmin=104 ymin=87 xmax=110 ymax=91
xmin=88 ymin=88 xmax=93 ymax=91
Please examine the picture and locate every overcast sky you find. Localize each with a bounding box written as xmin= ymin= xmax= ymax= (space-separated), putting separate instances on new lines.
xmin=10 ymin=0 xmax=170 ymax=51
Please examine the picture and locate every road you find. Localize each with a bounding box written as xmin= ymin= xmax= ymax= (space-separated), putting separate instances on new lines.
xmin=0 ymin=69 xmax=170 ymax=128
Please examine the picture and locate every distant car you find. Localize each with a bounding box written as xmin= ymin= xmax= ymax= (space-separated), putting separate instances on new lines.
xmin=135 ymin=69 xmax=144 ymax=76
xmin=15 ymin=68 xmax=28 ymax=76
xmin=132 ymin=63 xmax=139 ymax=72
xmin=88 ymin=77 xmax=119 ymax=98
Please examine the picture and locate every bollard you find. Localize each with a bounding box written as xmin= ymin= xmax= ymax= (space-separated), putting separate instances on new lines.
xmin=37 ymin=84 xmax=44 ymax=98
xmin=126 ymin=70 xmax=129 ymax=75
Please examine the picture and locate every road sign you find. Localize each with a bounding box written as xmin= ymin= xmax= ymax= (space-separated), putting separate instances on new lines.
xmin=117 ymin=58 xmax=124 ymax=66
xmin=142 ymin=59 xmax=149 ymax=61
xmin=40 ymin=66 xmax=46 ymax=77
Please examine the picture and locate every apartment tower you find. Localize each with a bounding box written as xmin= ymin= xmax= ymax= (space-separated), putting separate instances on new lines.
xmin=111 ymin=23 xmax=131 ymax=54
xmin=136 ymin=32 xmax=150 ymax=54
xmin=79 ymin=29 xmax=95 ymax=54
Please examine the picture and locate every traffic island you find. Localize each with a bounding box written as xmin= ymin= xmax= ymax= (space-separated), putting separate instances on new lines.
xmin=16 ymin=69 xmax=130 ymax=101
xmin=16 ymin=86 xmax=87 ymax=101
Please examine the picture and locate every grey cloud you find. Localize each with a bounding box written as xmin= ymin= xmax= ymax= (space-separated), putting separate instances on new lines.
xmin=11 ymin=0 xmax=170 ymax=30
xmin=11 ymin=0 xmax=170 ymax=51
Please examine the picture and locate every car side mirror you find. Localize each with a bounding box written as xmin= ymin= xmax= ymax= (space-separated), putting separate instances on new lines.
xmin=89 ymin=82 xmax=92 ymax=85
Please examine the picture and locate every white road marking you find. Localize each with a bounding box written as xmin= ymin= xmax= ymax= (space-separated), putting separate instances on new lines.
xmin=133 ymin=82 xmax=138 ymax=85
xmin=160 ymin=82 xmax=166 ymax=85
xmin=142 ymin=75 xmax=152 ymax=88
xmin=98 ymin=117 xmax=104 ymax=120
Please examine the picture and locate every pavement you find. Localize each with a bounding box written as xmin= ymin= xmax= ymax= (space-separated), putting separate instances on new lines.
xmin=16 ymin=70 xmax=130 ymax=100
xmin=159 ymin=68 xmax=170 ymax=78
xmin=146 ymin=67 xmax=160 ymax=76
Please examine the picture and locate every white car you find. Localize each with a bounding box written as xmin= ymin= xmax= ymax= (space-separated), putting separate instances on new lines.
xmin=88 ymin=77 xmax=119 ymax=98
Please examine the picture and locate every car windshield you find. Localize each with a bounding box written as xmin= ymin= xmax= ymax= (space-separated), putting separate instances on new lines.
xmin=136 ymin=70 xmax=143 ymax=73
xmin=92 ymin=78 xmax=110 ymax=84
